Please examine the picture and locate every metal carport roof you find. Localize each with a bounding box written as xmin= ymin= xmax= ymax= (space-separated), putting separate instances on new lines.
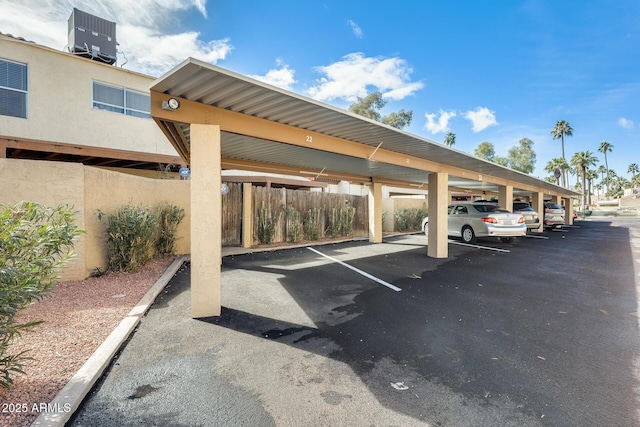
xmin=150 ymin=57 xmax=578 ymax=199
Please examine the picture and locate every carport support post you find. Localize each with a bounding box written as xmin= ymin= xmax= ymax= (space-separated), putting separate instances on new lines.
xmin=242 ymin=182 xmax=253 ymax=248
xmin=368 ymin=182 xmax=383 ymax=243
xmin=531 ymin=192 xmax=544 ymax=232
xmin=498 ymin=185 xmax=513 ymax=211
xmin=564 ymin=197 xmax=574 ymax=225
xmin=427 ymin=172 xmax=448 ymax=258
xmin=190 ymin=124 xmax=222 ymax=318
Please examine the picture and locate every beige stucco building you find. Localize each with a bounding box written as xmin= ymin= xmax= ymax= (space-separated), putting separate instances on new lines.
xmin=0 ymin=33 xmax=188 ymax=280
xmin=0 ymin=33 xmax=181 ymax=168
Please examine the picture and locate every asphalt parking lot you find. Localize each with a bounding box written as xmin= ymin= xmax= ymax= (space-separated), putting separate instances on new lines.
xmin=70 ymin=218 xmax=640 ymax=427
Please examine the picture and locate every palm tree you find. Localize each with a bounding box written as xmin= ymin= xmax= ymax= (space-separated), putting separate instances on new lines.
xmin=544 ymin=157 xmax=569 ymax=185
xmin=551 ymin=120 xmax=573 ymax=186
xmin=571 ymin=151 xmax=598 ymax=210
xmin=444 ymin=132 xmax=456 ymax=147
xmin=594 ymin=182 xmax=603 ymax=198
xmin=628 ymin=163 xmax=639 ymax=179
xmin=585 ymin=169 xmax=598 ymax=206
xmin=598 ymin=141 xmax=613 ymax=197
xmin=597 ymin=165 xmax=607 ymax=183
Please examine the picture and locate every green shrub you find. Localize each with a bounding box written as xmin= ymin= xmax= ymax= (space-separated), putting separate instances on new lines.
xmin=257 ymin=207 xmax=281 ymax=244
xmin=394 ymin=206 xmax=428 ymax=232
xmin=98 ymin=205 xmax=157 ymax=272
xmin=304 ymin=208 xmax=322 ymax=240
xmin=0 ymin=201 xmax=82 ymax=388
xmin=328 ymin=206 xmax=355 ymax=238
xmin=286 ymin=207 xmax=302 ymax=243
xmin=155 ymin=203 xmax=186 ymax=255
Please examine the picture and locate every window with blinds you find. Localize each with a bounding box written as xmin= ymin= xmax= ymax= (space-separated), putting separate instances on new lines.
xmin=0 ymin=58 xmax=28 ymax=119
xmin=92 ymin=81 xmax=150 ymax=119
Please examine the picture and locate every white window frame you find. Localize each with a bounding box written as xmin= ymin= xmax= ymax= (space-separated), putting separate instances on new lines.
xmin=92 ymin=81 xmax=150 ymax=119
xmin=0 ymin=58 xmax=28 ymax=119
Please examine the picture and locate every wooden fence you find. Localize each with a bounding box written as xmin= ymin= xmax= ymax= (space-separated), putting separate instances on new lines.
xmin=220 ymin=183 xmax=369 ymax=246
xmin=221 ymin=182 xmax=243 ymax=245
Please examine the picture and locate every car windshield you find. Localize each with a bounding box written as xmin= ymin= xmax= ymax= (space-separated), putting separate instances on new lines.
xmin=515 ymin=206 xmax=534 ymax=212
xmin=546 ymin=203 xmax=563 ymax=209
xmin=472 ymin=204 xmax=508 ymax=213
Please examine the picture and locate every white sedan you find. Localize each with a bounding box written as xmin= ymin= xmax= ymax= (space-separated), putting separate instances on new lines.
xmin=421 ymin=202 xmax=526 ymax=244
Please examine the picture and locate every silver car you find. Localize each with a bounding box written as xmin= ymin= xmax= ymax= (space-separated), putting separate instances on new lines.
xmin=513 ymin=201 xmax=540 ymax=231
xmin=422 ymin=202 xmax=526 ymax=244
xmin=543 ymin=202 xmax=565 ymax=229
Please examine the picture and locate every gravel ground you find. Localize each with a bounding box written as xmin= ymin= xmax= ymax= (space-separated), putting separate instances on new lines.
xmin=0 ymin=256 xmax=177 ymax=427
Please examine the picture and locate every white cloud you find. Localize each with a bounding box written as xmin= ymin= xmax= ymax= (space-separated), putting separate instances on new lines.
xmin=0 ymin=0 xmax=232 ymax=77
xmin=249 ymin=61 xmax=297 ymax=91
xmin=347 ymin=20 xmax=363 ymax=38
xmin=618 ymin=117 xmax=635 ymax=129
xmin=424 ymin=110 xmax=457 ymax=134
xmin=307 ymin=53 xmax=423 ymax=102
xmin=464 ymin=107 xmax=497 ymax=132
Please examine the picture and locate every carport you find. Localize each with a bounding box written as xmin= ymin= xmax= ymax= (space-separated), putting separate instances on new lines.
xmin=150 ymin=58 xmax=578 ymax=317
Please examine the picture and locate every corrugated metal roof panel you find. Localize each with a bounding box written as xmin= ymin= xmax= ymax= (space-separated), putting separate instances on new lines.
xmin=151 ymin=58 xmax=579 ymax=197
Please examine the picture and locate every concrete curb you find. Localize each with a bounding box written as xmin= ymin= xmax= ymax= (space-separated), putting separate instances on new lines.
xmin=32 ymin=255 xmax=189 ymax=427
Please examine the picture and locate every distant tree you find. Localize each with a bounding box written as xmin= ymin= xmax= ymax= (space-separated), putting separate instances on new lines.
xmin=544 ymin=176 xmax=557 ymax=184
xmin=493 ymin=156 xmax=509 ymax=167
xmin=598 ymin=140 xmax=613 ymax=197
xmin=544 ymin=157 xmax=569 ymax=185
xmin=567 ymin=166 xmax=576 ymax=188
xmin=506 ymin=138 xmax=536 ymax=174
xmin=628 ymin=163 xmax=639 ymax=179
xmin=550 ymin=120 xmax=573 ymax=186
xmin=585 ymin=169 xmax=598 ymax=206
xmin=594 ymin=182 xmax=603 ymax=197
xmin=571 ymin=151 xmax=598 ymax=209
xmin=444 ymin=132 xmax=456 ymax=147
xmin=349 ymin=91 xmax=413 ymax=129
xmin=597 ymin=164 xmax=607 ymax=183
xmin=610 ymin=176 xmax=630 ymax=199
xmin=474 ymin=141 xmax=496 ymax=161
xmin=381 ymin=110 xmax=413 ymax=129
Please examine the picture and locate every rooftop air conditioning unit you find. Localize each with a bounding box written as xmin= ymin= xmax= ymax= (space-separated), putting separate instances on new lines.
xmin=68 ymin=8 xmax=117 ymax=65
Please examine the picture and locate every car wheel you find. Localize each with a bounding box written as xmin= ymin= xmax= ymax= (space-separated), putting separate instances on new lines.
xmin=461 ymin=225 xmax=476 ymax=244
xmin=500 ymin=237 xmax=515 ymax=243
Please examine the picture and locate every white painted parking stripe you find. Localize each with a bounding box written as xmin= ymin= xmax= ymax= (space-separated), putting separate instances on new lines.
xmin=448 ymin=240 xmax=511 ymax=252
xmin=526 ymin=234 xmax=549 ymax=239
xmin=306 ymin=247 xmax=402 ymax=292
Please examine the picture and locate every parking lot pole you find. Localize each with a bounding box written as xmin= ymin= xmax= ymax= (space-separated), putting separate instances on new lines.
xmin=368 ymin=182 xmax=383 ymax=243
xmin=427 ymin=172 xmax=448 ymax=258
xmin=532 ymin=192 xmax=544 ymax=232
xmin=242 ymin=182 xmax=253 ymax=248
xmin=498 ymin=185 xmax=513 ymax=211
xmin=190 ymin=124 xmax=222 ymax=318
xmin=564 ymin=197 xmax=574 ymax=225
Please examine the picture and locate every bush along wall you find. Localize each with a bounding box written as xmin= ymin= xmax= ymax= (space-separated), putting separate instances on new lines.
xmin=0 ymin=201 xmax=82 ymax=388
xmin=97 ymin=202 xmax=185 ymax=272
xmin=394 ymin=206 xmax=428 ymax=232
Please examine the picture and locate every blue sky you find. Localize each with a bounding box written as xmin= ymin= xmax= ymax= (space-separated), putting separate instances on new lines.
xmin=1 ymin=0 xmax=638 ymax=183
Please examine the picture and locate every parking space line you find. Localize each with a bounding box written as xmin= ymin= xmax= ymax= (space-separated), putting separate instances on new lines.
xmin=526 ymin=234 xmax=549 ymax=239
xmin=306 ymin=247 xmax=402 ymax=292
xmin=448 ymin=240 xmax=511 ymax=252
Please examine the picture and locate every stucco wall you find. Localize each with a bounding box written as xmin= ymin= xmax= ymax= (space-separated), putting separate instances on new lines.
xmin=0 ymin=158 xmax=86 ymax=280
xmin=382 ymin=198 xmax=429 ymax=232
xmin=83 ymin=167 xmax=190 ymax=273
xmin=0 ymin=158 xmax=190 ymax=281
xmin=0 ymin=36 xmax=177 ymax=156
